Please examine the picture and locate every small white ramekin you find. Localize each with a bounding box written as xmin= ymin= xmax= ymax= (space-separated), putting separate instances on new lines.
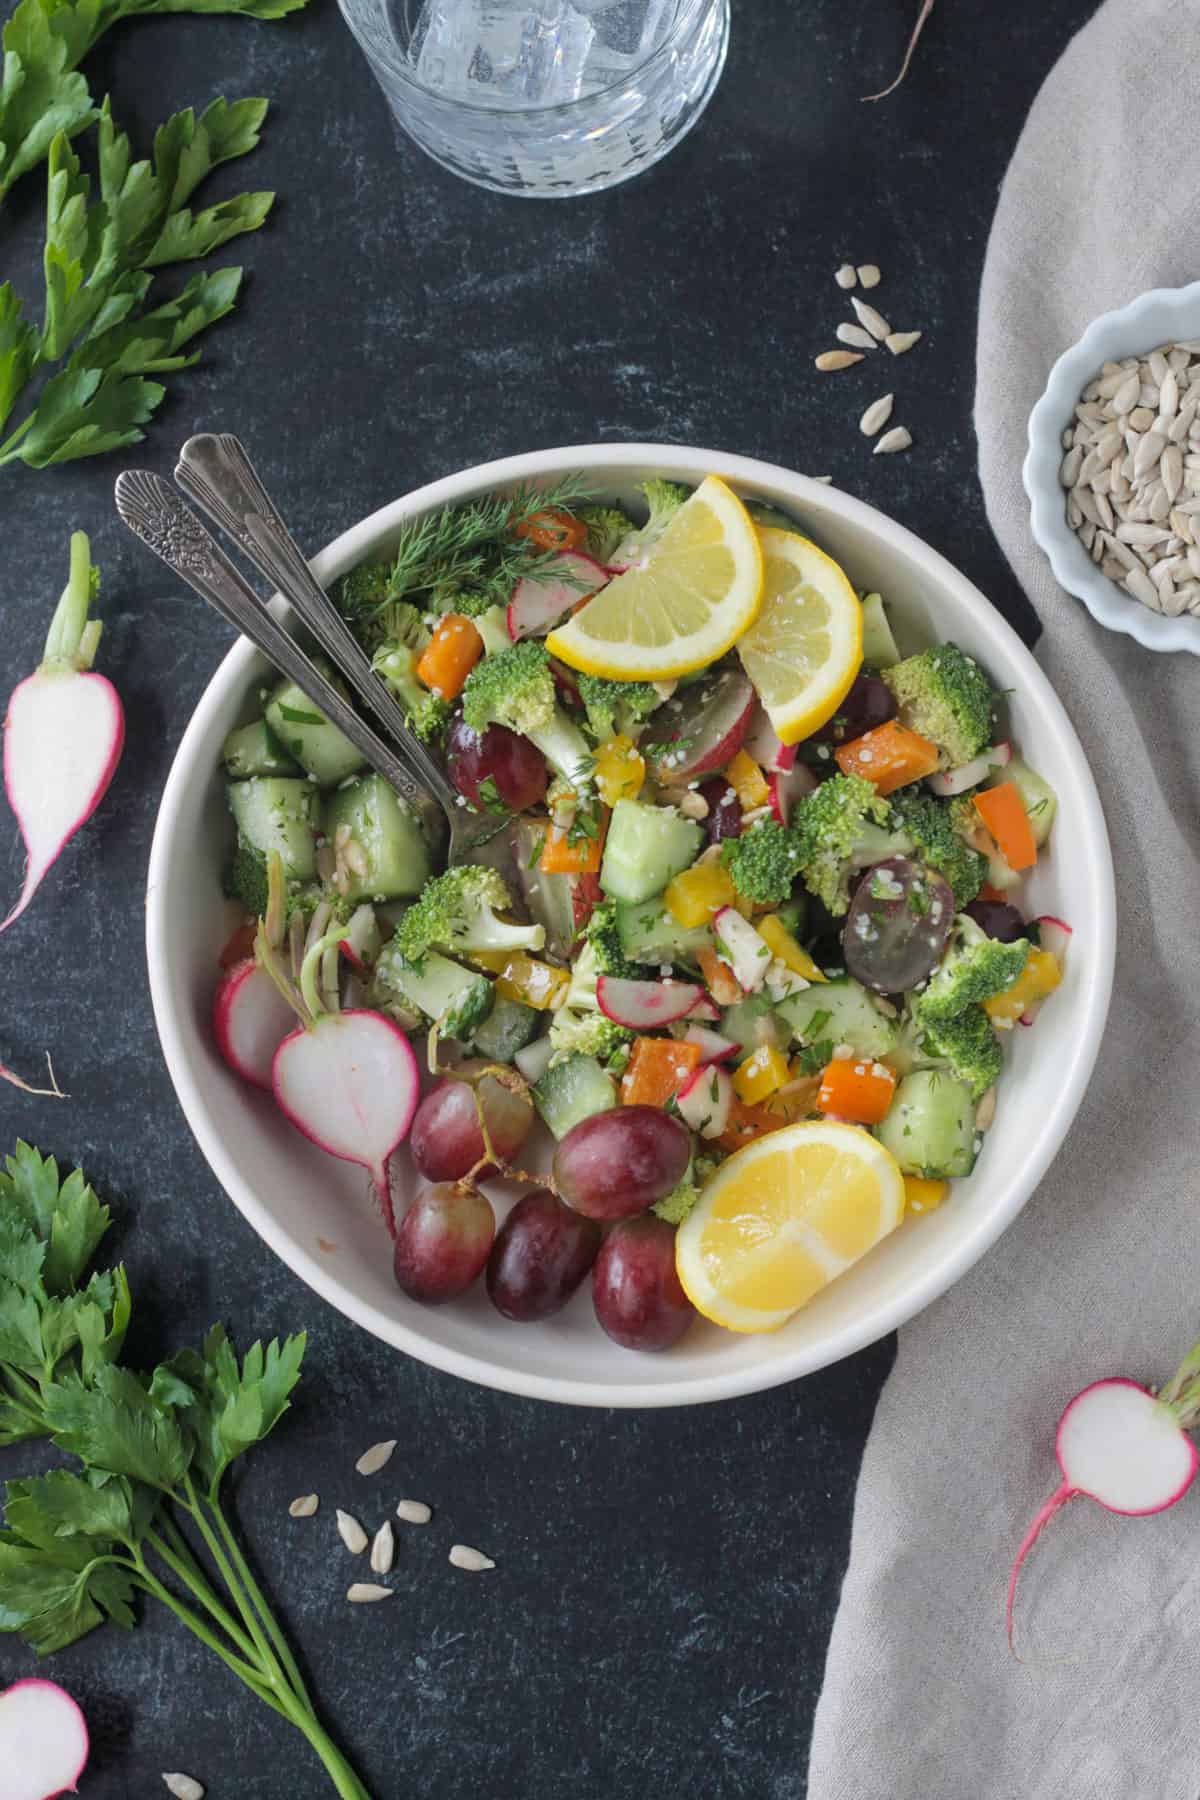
xmin=1025 ymin=280 xmax=1200 ymax=655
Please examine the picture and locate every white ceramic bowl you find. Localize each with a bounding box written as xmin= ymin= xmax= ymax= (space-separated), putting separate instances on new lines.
xmin=147 ymin=444 xmax=1115 ymax=1408
xmin=1025 ymin=280 xmax=1200 ymax=654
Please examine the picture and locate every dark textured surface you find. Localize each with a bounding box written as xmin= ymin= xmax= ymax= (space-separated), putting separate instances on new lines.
xmin=0 ymin=1 xmax=1097 ymax=1793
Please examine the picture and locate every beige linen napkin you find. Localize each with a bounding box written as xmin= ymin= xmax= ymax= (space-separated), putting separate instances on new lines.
xmin=808 ymin=4 xmax=1200 ymax=1796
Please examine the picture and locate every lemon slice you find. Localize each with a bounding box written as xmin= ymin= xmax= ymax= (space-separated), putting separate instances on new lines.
xmin=735 ymin=528 xmax=863 ymax=744
xmin=675 ymin=1120 xmax=905 ymax=1334
xmin=545 ymin=475 xmax=763 ymax=679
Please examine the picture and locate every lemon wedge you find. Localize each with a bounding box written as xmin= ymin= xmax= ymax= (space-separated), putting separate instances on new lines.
xmin=545 ymin=475 xmax=763 ymax=680
xmin=735 ymin=528 xmax=863 ymax=744
xmin=675 ymin=1120 xmax=905 ymax=1334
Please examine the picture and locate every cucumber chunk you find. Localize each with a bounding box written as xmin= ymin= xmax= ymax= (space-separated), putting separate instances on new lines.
xmin=987 ymin=754 xmax=1057 ymax=848
xmin=600 ymin=799 xmax=704 ymax=906
xmin=222 ymin=720 xmax=299 ymax=779
xmin=373 ymin=944 xmax=492 ymax=1040
xmin=614 ymin=894 xmax=713 ymax=965
xmin=469 ymin=996 xmax=539 ymax=1064
xmin=533 ymin=1054 xmax=617 ymax=1139
xmin=861 ymin=593 xmax=901 ymax=669
xmin=875 ymin=1070 xmax=977 ymax=1178
xmin=719 ymin=994 xmax=783 ymax=1064
xmin=266 ymin=671 xmax=366 ymax=787
xmin=323 ymin=773 xmax=433 ymax=903
xmin=227 ymin=777 xmax=318 ymax=881
xmin=776 ymin=977 xmax=898 ymax=1059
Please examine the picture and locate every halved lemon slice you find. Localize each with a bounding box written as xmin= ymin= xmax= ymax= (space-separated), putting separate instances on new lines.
xmin=675 ymin=1120 xmax=905 ymax=1334
xmin=735 ymin=528 xmax=863 ymax=744
xmin=545 ymin=475 xmax=763 ymax=679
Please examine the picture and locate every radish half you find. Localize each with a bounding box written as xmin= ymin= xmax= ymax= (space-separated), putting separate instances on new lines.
xmin=744 ymin=705 xmax=797 ymax=774
xmin=2 ymin=533 xmax=124 ymax=934
xmin=769 ymin=762 xmax=818 ymax=826
xmin=213 ymin=958 xmax=300 ymax=1091
xmin=596 ymin=974 xmax=703 ymax=1028
xmin=1007 ymin=1377 xmax=1199 ymax=1648
xmin=0 ymin=1678 xmax=89 ymax=1798
xmin=682 ymin=1025 xmax=737 ymax=1063
xmin=675 ymin=1063 xmax=733 ymax=1138
xmin=712 ymin=907 xmax=772 ymax=993
xmin=1036 ymin=915 xmax=1072 ymax=964
xmin=507 ymin=552 xmax=608 ymax=640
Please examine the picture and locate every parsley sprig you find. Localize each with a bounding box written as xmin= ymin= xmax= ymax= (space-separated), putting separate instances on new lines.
xmin=0 ymin=1143 xmax=368 ymax=1799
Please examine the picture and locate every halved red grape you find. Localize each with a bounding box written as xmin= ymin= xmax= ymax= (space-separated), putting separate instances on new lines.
xmin=699 ymin=777 xmax=743 ymax=845
xmin=592 ymin=1215 xmax=696 ymax=1352
xmin=843 ymin=856 xmax=954 ymax=994
xmin=393 ymin=1183 xmax=495 ymax=1304
xmin=409 ymin=1076 xmax=533 ymax=1183
xmin=553 ymin=1106 xmax=691 ymax=1220
xmin=811 ymin=674 xmax=897 ymax=745
xmin=486 ymin=1190 xmax=601 ymax=1322
xmin=446 ymin=714 xmax=548 ymax=813
xmin=965 ymin=898 xmax=1027 ymax=942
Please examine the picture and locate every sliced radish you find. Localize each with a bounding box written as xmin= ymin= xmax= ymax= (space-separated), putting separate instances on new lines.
xmin=646 ymin=671 xmax=756 ymax=781
xmin=687 ymin=993 xmax=722 ymax=1023
xmin=744 ymin=704 xmax=797 ymax=773
xmin=712 ymin=907 xmax=772 ymax=993
xmin=514 ymin=1034 xmax=556 ymax=1083
xmin=213 ymin=958 xmax=299 ymax=1091
xmin=676 ymin=1063 xmax=733 ymax=1139
xmin=1036 ymin=915 xmax=1072 ymax=964
xmin=596 ymin=974 xmax=702 ymax=1028
xmin=339 ymin=904 xmax=382 ymax=972
xmin=926 ymin=741 xmax=1012 ymax=797
xmin=272 ymin=1010 xmax=419 ymax=1237
xmin=0 ymin=1678 xmax=89 ymax=1799
xmin=683 ymin=1025 xmax=738 ymax=1064
xmin=548 ymin=656 xmax=583 ymax=707
xmin=768 ymin=761 xmax=819 ymax=826
xmin=507 ymin=552 xmax=609 ymax=640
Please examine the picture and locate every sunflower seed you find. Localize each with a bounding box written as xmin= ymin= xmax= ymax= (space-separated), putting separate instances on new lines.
xmin=857 ymin=263 xmax=881 ymax=288
xmin=1094 ymin=488 xmax=1115 ymax=531
xmin=1149 ymin=350 xmax=1170 ymax=386
xmin=1188 ymin=546 xmax=1200 ymax=581
xmin=859 ymin=393 xmax=894 ymax=436
xmin=370 ymin=1521 xmax=395 ymax=1575
xmin=1062 ymin=428 xmax=1074 ymax=450
xmin=815 ymin=350 xmax=863 ymax=371
xmin=874 ymin=426 xmax=912 ymax=455
xmin=396 ymin=1498 xmax=433 ymax=1525
xmin=1113 ymin=372 xmax=1141 ymax=413
xmin=1160 ymin=370 xmax=1180 ymax=418
xmin=1090 ymin=530 xmax=1105 ymax=564
xmin=1162 ymin=444 xmax=1184 ymax=502
xmin=1059 ymin=445 xmax=1083 ymax=486
xmin=1102 ymin=556 xmax=1128 ymax=579
xmin=347 ymin=1582 xmax=393 ymax=1603
xmin=851 ymin=297 xmax=892 ymax=341
xmin=289 ymin=1494 xmax=319 ymax=1518
xmin=1134 ymin=431 xmax=1166 ymax=477
xmin=1116 ymin=521 xmax=1170 ymax=545
xmin=1149 ymin=481 xmax=1173 ymax=523
xmin=1097 ymin=369 xmax=1128 ymax=399
xmin=1072 ymin=484 xmax=1100 ymax=526
xmin=1128 ymin=406 xmax=1155 ymax=432
xmin=449 ymin=1544 xmax=495 ymax=1572
xmin=1124 ymin=565 xmax=1161 ymax=608
xmin=1170 ymin=508 xmax=1195 ymax=543
xmin=336 ymin=1510 xmax=369 ymax=1555
xmin=836 ymin=323 xmax=877 ymax=351
xmin=835 ymin=263 xmax=857 ymax=289
xmin=163 ymin=1778 xmax=205 ymax=1800
xmin=355 ymin=1439 xmax=397 ymax=1477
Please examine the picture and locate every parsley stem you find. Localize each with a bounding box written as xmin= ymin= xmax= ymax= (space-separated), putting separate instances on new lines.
xmin=180 ymin=1475 xmax=291 ymax=1698
xmin=204 ymin=1487 xmax=313 ymax=1709
xmin=146 ymin=1522 xmax=260 ymax=1666
xmin=126 ymin=1558 xmax=289 ymax=1719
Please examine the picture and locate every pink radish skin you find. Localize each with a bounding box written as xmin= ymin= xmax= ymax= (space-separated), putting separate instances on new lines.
xmin=675 ymin=1063 xmax=733 ymax=1138
xmin=925 ymin=741 xmax=1011 ymax=798
xmin=595 ymin=974 xmax=702 ymax=1028
xmin=507 ymin=552 xmax=608 ymax=640
xmin=744 ymin=705 xmax=797 ymax=774
xmin=682 ymin=1025 xmax=738 ymax=1064
xmin=769 ymin=761 xmax=818 ymax=827
xmin=0 ymin=1678 xmax=89 ymax=1798
xmin=272 ymin=1010 xmax=419 ymax=1237
xmin=213 ymin=958 xmax=299 ymax=1091
xmin=687 ymin=994 xmax=722 ymax=1024
xmin=2 ymin=533 xmax=124 ymax=935
xmin=1007 ymin=1377 xmax=1199 ymax=1649
xmin=712 ymin=906 xmax=773 ymax=993
xmin=1036 ymin=915 xmax=1072 ymax=964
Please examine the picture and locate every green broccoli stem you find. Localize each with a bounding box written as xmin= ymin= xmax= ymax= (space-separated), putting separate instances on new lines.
xmin=41 ymin=531 xmax=100 ymax=670
xmin=528 ymin=711 xmax=595 ymax=793
xmin=299 ymin=928 xmax=346 ymax=1019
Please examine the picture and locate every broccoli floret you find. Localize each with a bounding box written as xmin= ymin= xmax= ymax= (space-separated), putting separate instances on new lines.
xmin=282 ymin=882 xmax=352 ymax=929
xmin=791 ymin=774 xmax=911 ymax=916
xmin=373 ymin=642 xmax=451 ymax=744
xmin=721 ymin=819 xmax=805 ymax=905
xmin=461 ymin=641 xmax=594 ymax=790
xmin=919 ymin=1005 xmax=1003 ymax=1100
xmin=583 ymin=900 xmax=636 ymax=976
xmin=548 ymin=940 xmax=634 ymax=1060
xmin=575 ymin=672 xmax=662 ymax=743
xmin=882 ymin=644 xmax=996 ymax=769
xmin=653 ymin=1174 xmax=701 ymax=1225
xmin=889 ymin=791 xmax=987 ymax=908
xmin=372 ymin=942 xmax=493 ymax=1040
xmin=433 ymin=589 xmax=498 ymax=619
xmin=395 ymin=867 xmax=545 ymax=961
xmin=578 ymin=505 xmax=636 ymax=564
xmin=223 ymin=837 xmax=270 ymax=918
xmin=914 ymin=916 xmax=1030 ymax=1029
xmin=611 ymin=479 xmax=692 ymax=564
xmin=335 ymin=559 xmax=391 ymax=619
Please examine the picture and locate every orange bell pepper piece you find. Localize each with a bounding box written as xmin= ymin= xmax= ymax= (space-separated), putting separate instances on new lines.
xmin=715 ymin=1095 xmax=792 ymax=1152
xmin=515 ymin=508 xmax=587 ymax=552
xmin=414 ymin=613 xmax=483 ymax=700
xmin=697 ymin=944 xmax=742 ymax=1006
xmin=972 ymin=782 xmax=1037 ymax=872
xmin=620 ymin=1037 xmax=702 ymax=1108
xmin=816 ymin=1054 xmax=897 ymax=1125
xmin=539 ymin=818 xmax=604 ymax=875
xmin=835 ymin=719 xmax=940 ymax=795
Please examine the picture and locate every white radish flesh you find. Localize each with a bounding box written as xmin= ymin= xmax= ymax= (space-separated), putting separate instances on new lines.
xmin=507 ymin=552 xmax=608 ymax=640
xmin=1007 ymin=1377 xmax=1198 ymax=1647
xmin=925 ymin=741 xmax=1011 ymax=798
xmin=272 ymin=1010 xmax=419 ymax=1236
xmin=769 ymin=761 xmax=818 ymax=827
xmin=1036 ymin=915 xmax=1072 ymax=965
xmin=682 ymin=1025 xmax=738 ymax=1064
xmin=213 ymin=959 xmax=300 ymax=1091
xmin=339 ymin=904 xmax=382 ymax=972
xmin=675 ymin=1063 xmax=733 ymax=1138
xmin=686 ymin=993 xmax=722 ymax=1023
xmin=712 ymin=907 xmax=772 ymax=993
xmin=743 ymin=705 xmax=798 ymax=774
xmin=595 ymin=974 xmax=702 ymax=1028
xmin=0 ymin=1678 xmax=89 ymax=1799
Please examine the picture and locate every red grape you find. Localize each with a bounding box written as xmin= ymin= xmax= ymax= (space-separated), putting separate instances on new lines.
xmin=965 ymin=898 xmax=1027 ymax=942
xmin=811 ymin=674 xmax=897 ymax=745
xmin=446 ymin=714 xmax=547 ymax=813
xmin=409 ymin=1076 xmax=533 ymax=1182
xmin=699 ymin=777 xmax=743 ymax=845
xmin=393 ymin=1183 xmax=495 ymax=1304
xmin=592 ymin=1215 xmax=696 ymax=1351
xmin=552 ymin=1106 xmax=691 ymax=1220
xmin=486 ymin=1189 xmax=601 ymax=1322
xmin=843 ymin=856 xmax=954 ymax=994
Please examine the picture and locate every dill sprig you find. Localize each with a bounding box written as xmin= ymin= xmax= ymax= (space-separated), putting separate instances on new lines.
xmin=383 ymin=473 xmax=595 ymax=612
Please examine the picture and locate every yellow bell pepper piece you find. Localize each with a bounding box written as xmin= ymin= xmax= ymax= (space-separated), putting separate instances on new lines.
xmin=732 ymin=1043 xmax=790 ymax=1105
xmin=664 ymin=861 xmax=735 ymax=928
xmin=904 ymin=1176 xmax=948 ymax=1215
xmin=724 ymin=748 xmax=771 ymax=811
xmin=982 ymin=946 xmax=1061 ymax=1025
xmin=485 ymin=953 xmax=570 ymax=1010
xmin=594 ymin=734 xmax=645 ymax=807
xmin=758 ymin=913 xmax=828 ymax=983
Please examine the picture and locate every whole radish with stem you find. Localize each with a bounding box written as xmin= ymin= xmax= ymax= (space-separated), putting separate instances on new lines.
xmin=1008 ymin=1330 xmax=1200 ymax=1650
xmin=0 ymin=1678 xmax=89 ymax=1799
xmin=2 ymin=532 xmax=124 ymax=933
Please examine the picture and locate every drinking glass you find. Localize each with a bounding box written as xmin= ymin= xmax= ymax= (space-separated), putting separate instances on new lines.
xmin=336 ymin=0 xmax=730 ymax=198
